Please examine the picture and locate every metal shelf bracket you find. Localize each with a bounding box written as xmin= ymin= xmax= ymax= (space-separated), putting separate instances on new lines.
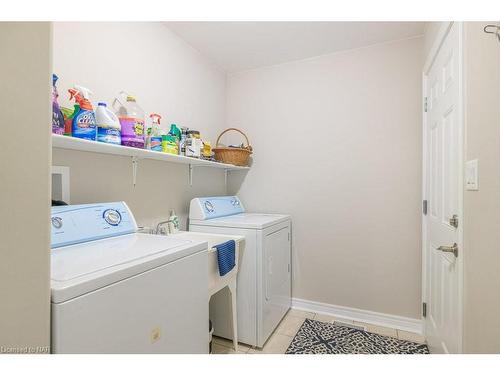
xmin=188 ymin=164 xmax=194 ymax=186
xmin=188 ymin=165 xmax=231 ymax=189
xmin=132 ymin=156 xmax=139 ymax=187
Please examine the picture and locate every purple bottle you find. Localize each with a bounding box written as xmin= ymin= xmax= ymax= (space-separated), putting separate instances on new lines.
xmin=113 ymin=92 xmax=145 ymax=148
xmin=52 ymin=74 xmax=65 ymax=135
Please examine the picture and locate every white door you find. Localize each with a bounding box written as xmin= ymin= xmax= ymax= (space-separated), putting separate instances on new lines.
xmin=423 ymin=22 xmax=463 ymax=354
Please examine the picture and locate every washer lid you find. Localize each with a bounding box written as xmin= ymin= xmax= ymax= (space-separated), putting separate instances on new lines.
xmin=51 ymin=233 xmax=207 ymax=303
xmin=190 ymin=213 xmax=291 ymax=229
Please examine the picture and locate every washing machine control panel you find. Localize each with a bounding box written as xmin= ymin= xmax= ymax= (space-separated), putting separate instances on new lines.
xmin=51 ymin=202 xmax=137 ymax=249
xmin=103 ymin=209 xmax=122 ymax=226
xmin=190 ymin=196 xmax=245 ymax=220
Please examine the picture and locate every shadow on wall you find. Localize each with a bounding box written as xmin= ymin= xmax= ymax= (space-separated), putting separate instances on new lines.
xmin=226 ymin=170 xmax=248 ymax=195
xmin=227 ymin=166 xmax=251 ymax=196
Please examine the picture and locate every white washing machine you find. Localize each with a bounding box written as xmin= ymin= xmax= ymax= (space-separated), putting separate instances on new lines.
xmin=51 ymin=202 xmax=209 ymax=354
xmin=189 ymin=196 xmax=291 ymax=348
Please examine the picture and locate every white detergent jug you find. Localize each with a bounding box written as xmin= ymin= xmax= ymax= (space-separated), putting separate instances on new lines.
xmin=95 ymin=102 xmax=121 ymax=145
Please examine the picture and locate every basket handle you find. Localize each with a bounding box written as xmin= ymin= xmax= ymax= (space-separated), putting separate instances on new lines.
xmin=216 ymin=128 xmax=251 ymax=148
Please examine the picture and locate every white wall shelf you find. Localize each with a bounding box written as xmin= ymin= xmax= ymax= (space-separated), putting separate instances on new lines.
xmin=52 ymin=134 xmax=249 ymax=187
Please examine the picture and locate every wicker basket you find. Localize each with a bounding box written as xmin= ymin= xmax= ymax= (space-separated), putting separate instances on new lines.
xmin=213 ymin=128 xmax=253 ymax=167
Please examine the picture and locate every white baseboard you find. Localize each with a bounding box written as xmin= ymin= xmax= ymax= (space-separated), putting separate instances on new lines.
xmin=292 ymin=298 xmax=423 ymax=334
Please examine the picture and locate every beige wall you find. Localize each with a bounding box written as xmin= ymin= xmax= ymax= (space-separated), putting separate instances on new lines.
xmin=0 ymin=22 xmax=52 ymax=352
xmin=52 ymin=23 xmax=228 ymax=228
xmin=227 ymin=37 xmax=424 ymax=319
xmin=423 ymin=22 xmax=444 ymax=59
xmin=462 ymin=22 xmax=500 ymax=353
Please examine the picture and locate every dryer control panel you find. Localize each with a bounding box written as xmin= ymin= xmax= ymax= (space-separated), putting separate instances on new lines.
xmin=189 ymin=196 xmax=245 ymax=220
xmin=51 ymin=202 xmax=137 ymax=248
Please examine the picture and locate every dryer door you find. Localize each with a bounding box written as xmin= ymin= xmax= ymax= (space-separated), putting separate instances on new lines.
xmin=261 ymin=222 xmax=291 ymax=344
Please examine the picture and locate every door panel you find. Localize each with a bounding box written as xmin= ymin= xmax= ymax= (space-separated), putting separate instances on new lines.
xmin=262 ymin=224 xmax=291 ymax=344
xmin=265 ymin=227 xmax=290 ymax=304
xmin=424 ymin=22 xmax=462 ymax=354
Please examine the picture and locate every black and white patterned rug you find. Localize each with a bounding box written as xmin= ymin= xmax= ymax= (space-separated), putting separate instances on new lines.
xmin=286 ymin=319 xmax=429 ymax=354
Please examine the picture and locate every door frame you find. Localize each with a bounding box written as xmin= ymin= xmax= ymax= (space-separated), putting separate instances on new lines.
xmin=421 ymin=21 xmax=465 ymax=353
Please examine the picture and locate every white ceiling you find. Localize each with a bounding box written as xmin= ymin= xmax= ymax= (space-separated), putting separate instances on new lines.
xmin=166 ymin=22 xmax=426 ymax=73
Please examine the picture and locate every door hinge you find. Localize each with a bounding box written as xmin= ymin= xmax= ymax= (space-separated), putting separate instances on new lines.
xmin=424 ymin=97 xmax=428 ymax=113
xmin=422 ymin=302 xmax=427 ymax=318
xmin=423 ymin=200 xmax=428 ymax=215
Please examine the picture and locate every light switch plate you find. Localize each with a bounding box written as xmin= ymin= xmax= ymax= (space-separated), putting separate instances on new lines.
xmin=466 ymin=159 xmax=479 ymax=191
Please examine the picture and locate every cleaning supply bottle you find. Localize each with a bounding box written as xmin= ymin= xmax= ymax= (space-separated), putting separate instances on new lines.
xmin=68 ymin=86 xmax=97 ymax=141
xmin=112 ymin=92 xmax=145 ymax=148
xmin=186 ymin=130 xmax=202 ymax=158
xmin=144 ymin=121 xmax=151 ymax=150
xmin=52 ymin=74 xmax=65 ymax=135
xmin=168 ymin=209 xmax=180 ymax=234
xmin=149 ymin=114 xmax=163 ymax=152
xmin=162 ymin=123 xmax=181 ymax=155
xmin=169 ymin=123 xmax=181 ymax=140
xmin=95 ymin=102 xmax=121 ymax=145
xmin=60 ymin=106 xmax=76 ymax=136
xmin=162 ymin=134 xmax=177 ymax=155
xmin=179 ymin=127 xmax=188 ymax=156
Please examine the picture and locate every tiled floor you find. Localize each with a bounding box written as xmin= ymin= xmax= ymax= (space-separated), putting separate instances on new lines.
xmin=211 ymin=308 xmax=426 ymax=354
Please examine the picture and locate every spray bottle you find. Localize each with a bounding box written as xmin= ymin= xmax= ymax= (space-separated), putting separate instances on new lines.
xmin=68 ymin=86 xmax=97 ymax=141
xmin=149 ymin=114 xmax=163 ymax=152
xmin=52 ymin=74 xmax=65 ymax=135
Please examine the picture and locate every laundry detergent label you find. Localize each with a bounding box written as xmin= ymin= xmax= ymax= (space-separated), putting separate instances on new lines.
xmin=97 ymin=127 xmax=121 ymax=145
xmin=72 ymin=110 xmax=97 ymax=140
xmin=162 ymin=135 xmax=178 ymax=154
xmin=150 ymin=136 xmax=162 ymax=152
xmin=119 ymin=117 xmax=145 ymax=148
